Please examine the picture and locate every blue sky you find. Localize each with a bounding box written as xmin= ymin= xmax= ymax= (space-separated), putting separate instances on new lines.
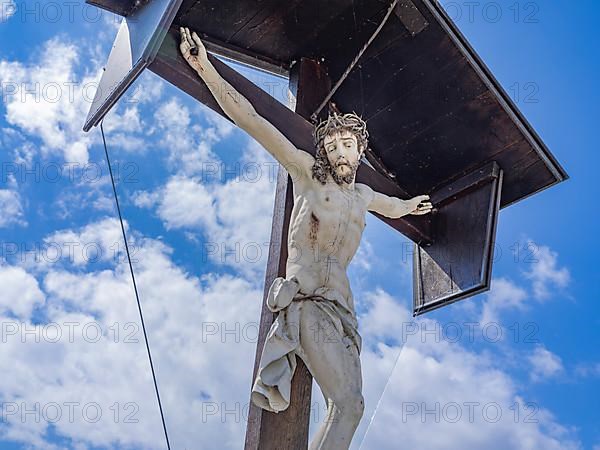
xmin=0 ymin=1 xmax=598 ymax=449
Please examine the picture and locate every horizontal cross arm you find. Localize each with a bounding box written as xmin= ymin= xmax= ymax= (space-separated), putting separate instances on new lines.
xmin=150 ymin=29 xmax=433 ymax=245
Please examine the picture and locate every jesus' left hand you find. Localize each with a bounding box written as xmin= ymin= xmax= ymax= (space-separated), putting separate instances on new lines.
xmin=407 ymin=195 xmax=434 ymax=215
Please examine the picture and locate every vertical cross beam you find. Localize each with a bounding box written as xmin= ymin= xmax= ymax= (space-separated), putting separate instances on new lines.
xmin=244 ymin=58 xmax=331 ymax=450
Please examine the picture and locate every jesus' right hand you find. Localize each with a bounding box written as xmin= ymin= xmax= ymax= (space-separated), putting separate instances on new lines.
xmin=179 ymin=27 xmax=208 ymax=72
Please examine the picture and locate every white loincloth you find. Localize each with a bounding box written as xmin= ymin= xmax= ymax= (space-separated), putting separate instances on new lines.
xmin=251 ymin=277 xmax=361 ymax=413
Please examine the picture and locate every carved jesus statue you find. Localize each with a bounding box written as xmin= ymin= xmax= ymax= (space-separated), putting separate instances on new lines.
xmin=180 ymin=28 xmax=433 ymax=450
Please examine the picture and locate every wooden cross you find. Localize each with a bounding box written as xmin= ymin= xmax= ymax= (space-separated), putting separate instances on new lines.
xmin=83 ymin=0 xmax=567 ymax=448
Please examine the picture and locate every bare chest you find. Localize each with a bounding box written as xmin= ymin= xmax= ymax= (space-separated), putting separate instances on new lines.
xmin=313 ymin=185 xmax=365 ymax=230
xmin=290 ymin=183 xmax=368 ymax=257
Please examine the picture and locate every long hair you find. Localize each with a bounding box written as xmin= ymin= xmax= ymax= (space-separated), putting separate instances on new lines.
xmin=312 ymin=112 xmax=369 ymax=185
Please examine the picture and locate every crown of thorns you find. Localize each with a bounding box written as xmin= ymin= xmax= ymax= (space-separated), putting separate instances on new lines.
xmin=314 ymin=112 xmax=369 ymax=153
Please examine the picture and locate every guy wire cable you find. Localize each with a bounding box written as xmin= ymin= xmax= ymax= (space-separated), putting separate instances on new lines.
xmin=311 ymin=0 xmax=401 ymax=123
xmin=100 ymin=120 xmax=172 ymax=450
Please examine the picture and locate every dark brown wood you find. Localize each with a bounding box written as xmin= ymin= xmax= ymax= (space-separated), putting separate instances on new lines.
xmin=243 ymin=58 xmax=330 ymax=450
xmin=244 ymin=165 xmax=307 ymax=450
xmin=431 ymin=161 xmax=501 ymax=206
xmin=91 ymin=0 xmax=567 ymax=210
xmin=150 ymin=30 xmax=434 ymax=245
xmin=289 ymin=58 xmax=332 ymax=122
xmin=413 ymin=162 xmax=503 ymax=315
xmin=394 ymin=0 xmax=429 ymax=36
xmin=87 ymin=0 xmax=135 ymax=16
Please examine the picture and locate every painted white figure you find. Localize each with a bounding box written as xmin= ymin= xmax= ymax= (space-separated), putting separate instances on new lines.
xmin=180 ymin=28 xmax=433 ymax=450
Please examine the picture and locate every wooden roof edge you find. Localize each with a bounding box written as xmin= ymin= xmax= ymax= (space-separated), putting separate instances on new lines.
xmin=420 ymin=0 xmax=569 ymax=184
xmin=86 ymin=0 xmax=137 ymax=17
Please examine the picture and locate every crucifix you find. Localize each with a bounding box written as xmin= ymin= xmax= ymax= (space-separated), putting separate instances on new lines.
xmin=179 ymin=24 xmax=435 ymax=448
xmin=83 ymin=0 xmax=567 ymax=449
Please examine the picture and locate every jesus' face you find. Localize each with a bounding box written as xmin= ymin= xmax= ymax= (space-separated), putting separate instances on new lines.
xmin=322 ymin=130 xmax=362 ymax=182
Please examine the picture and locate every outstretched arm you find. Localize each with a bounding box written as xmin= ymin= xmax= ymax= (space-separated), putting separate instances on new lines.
xmin=179 ymin=27 xmax=313 ymax=178
xmin=360 ymin=184 xmax=433 ymax=218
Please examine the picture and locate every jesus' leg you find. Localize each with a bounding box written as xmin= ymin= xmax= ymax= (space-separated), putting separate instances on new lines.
xmin=297 ymin=301 xmax=364 ymax=450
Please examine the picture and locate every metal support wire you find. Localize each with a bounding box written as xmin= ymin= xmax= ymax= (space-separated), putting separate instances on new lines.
xmin=311 ymin=0 xmax=400 ymax=122
xmin=100 ymin=121 xmax=172 ymax=450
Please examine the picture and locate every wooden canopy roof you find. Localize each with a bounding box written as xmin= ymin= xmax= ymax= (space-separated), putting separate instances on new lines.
xmin=89 ymin=0 xmax=567 ymax=208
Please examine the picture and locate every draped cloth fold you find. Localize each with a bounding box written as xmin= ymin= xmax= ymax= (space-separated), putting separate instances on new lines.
xmin=251 ymin=277 xmax=361 ymax=413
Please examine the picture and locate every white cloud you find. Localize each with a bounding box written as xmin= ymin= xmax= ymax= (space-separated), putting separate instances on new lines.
xmin=201 ymin=104 xmax=235 ymax=140
xmin=478 ymin=243 xmax=570 ymax=324
xmin=0 ymin=215 xmax=583 ymax=450
xmin=0 ymin=35 xmax=153 ymax=166
xmin=523 ymin=242 xmax=570 ymax=300
xmin=575 ymin=362 xmax=600 ymax=378
xmin=157 ymin=176 xmax=217 ymax=230
xmin=480 ymin=277 xmax=528 ymax=324
xmin=42 ymin=217 xmax=125 ymax=267
xmin=528 ymin=346 xmax=564 ymax=382
xmin=153 ymin=98 xmax=235 ymax=175
xmin=131 ymin=188 xmax=159 ymax=209
xmin=111 ymin=104 xmax=143 ymax=132
xmin=0 ymin=0 xmax=16 ymax=22
xmin=352 ymin=292 xmax=580 ymax=450
xmin=129 ymin=71 xmax=165 ymax=105
xmin=0 ymin=188 xmax=26 ymax=227
xmin=1 ymin=219 xmax=263 ymax=449
xmin=0 ymin=38 xmax=95 ymax=164
xmin=154 ymin=98 xmax=214 ymax=175
xmin=352 ymin=236 xmax=375 ymax=272
xmin=49 ymin=176 xmax=115 ymax=220
xmin=134 ymin=139 xmax=277 ymax=275
xmin=99 ymin=72 xmax=167 ymax=153
xmin=359 ymin=288 xmax=411 ymax=346
xmin=0 ymin=264 xmax=44 ymax=319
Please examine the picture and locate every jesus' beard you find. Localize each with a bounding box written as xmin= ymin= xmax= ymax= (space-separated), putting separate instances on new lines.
xmin=312 ymin=149 xmax=362 ymax=186
xmin=331 ymin=160 xmax=360 ymax=185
